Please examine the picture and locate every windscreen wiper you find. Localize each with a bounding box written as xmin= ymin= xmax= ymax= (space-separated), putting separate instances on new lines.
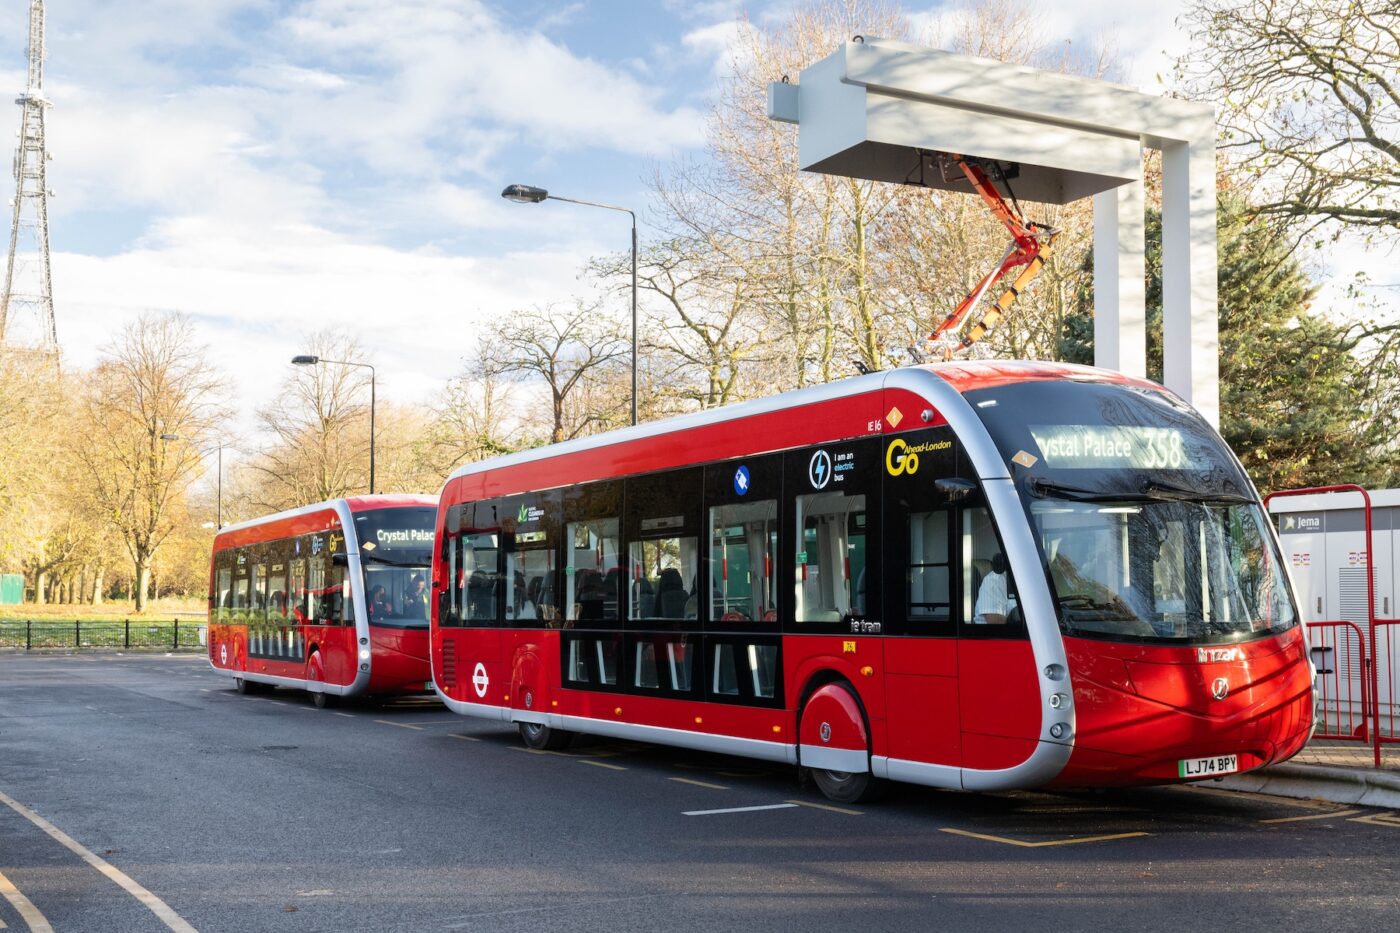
xmin=1139 ymin=479 xmax=1252 ymax=503
xmin=360 ymin=553 xmax=430 ymax=568
xmin=1027 ymin=477 xmax=1119 ymax=501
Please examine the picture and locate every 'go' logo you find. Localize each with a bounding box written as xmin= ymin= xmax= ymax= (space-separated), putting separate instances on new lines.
xmin=886 ymin=438 xmax=919 ymax=476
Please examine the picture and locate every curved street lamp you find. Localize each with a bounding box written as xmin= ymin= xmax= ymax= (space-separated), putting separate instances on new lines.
xmin=501 ymin=183 xmax=638 ymax=426
xmin=292 ymin=355 xmax=377 ymax=494
xmin=162 ymin=434 xmax=229 ymax=528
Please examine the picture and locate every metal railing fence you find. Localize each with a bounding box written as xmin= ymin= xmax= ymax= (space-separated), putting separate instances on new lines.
xmin=0 ymin=619 xmax=206 ymax=651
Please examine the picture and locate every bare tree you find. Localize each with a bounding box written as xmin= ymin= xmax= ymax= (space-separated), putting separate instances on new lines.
xmin=591 ymin=239 xmax=767 ymax=411
xmin=248 ymin=331 xmax=374 ymax=512
xmin=1179 ymin=0 xmax=1398 ymax=236
xmin=76 ymin=312 xmax=226 ymax=612
xmin=481 ymin=302 xmax=628 ymax=444
xmin=425 ymin=361 xmax=522 ymax=475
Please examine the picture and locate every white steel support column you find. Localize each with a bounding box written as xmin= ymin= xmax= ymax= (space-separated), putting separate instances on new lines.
xmin=1092 ymin=177 xmax=1147 ymax=379
xmin=1161 ymin=140 xmax=1219 ymax=426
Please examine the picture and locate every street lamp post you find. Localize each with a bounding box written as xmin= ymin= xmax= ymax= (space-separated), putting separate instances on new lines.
xmin=292 ymin=355 xmax=376 ymax=494
xmin=502 ymin=183 xmax=638 ymax=427
xmin=161 ymin=435 xmax=227 ymax=528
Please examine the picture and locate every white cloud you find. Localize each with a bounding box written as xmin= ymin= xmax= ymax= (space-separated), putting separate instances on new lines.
xmin=53 ymin=218 xmax=611 ymax=436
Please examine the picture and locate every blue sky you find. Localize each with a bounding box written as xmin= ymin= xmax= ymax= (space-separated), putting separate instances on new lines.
xmin=2 ymin=0 xmax=1307 ymax=426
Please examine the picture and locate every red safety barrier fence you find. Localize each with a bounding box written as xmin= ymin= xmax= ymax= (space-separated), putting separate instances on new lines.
xmin=1268 ymin=485 xmax=1390 ymax=767
xmin=1306 ymin=620 xmax=1370 ymax=741
xmin=1376 ymin=620 xmax=1399 ymax=747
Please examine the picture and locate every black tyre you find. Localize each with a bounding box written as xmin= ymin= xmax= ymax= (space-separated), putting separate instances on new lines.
xmin=810 ymin=767 xmax=885 ymax=804
xmin=519 ymin=720 xmax=573 ymax=751
xmin=234 ymin=676 xmax=251 ymax=695
xmin=311 ymin=690 xmax=335 ymax=709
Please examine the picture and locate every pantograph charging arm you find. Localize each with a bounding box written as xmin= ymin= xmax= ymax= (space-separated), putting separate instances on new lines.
xmin=930 ymin=154 xmax=1058 ymax=354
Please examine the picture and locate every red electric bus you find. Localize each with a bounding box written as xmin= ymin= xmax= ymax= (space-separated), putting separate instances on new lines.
xmin=209 ymin=495 xmax=437 ymax=706
xmin=429 ymin=362 xmax=1314 ymax=801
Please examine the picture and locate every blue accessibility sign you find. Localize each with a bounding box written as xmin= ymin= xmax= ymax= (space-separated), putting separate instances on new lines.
xmin=734 ymin=465 xmax=751 ymax=496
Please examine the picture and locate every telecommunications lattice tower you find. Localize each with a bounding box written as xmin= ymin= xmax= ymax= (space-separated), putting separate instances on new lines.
xmin=0 ymin=0 xmax=57 ymax=350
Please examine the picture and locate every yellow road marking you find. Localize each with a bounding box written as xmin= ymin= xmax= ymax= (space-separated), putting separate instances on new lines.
xmin=579 ymin=760 xmax=627 ymax=771
xmin=373 ymin=720 xmax=423 ymax=731
xmin=0 ymin=788 xmax=197 ymax=933
xmin=940 ymin=827 xmax=1148 ymax=848
xmin=787 ymin=799 xmax=862 ymax=816
xmin=0 ymin=866 xmax=52 ymax=933
xmin=449 ymin=734 xmax=481 ymax=742
xmin=1349 ymin=812 xmax=1400 ymax=828
xmin=1259 ymin=809 xmax=1363 ymax=824
xmin=670 ymin=777 xmax=728 ymax=790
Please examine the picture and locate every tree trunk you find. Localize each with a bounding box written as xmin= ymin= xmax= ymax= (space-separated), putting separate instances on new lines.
xmin=134 ymin=560 xmax=152 ymax=613
xmin=34 ymin=571 xmax=47 ymax=605
xmin=92 ymin=567 xmax=105 ymax=605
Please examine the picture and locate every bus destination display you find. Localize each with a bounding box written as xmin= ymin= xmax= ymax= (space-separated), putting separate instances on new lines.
xmin=1028 ymin=425 xmax=1203 ymax=471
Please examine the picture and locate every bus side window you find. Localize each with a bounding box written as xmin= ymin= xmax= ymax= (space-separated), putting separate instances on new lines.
xmin=460 ymin=501 xmax=503 ymax=627
xmin=625 ymin=469 xmax=701 ymax=626
xmin=215 ymin=564 xmax=232 ymax=622
xmin=962 ymin=504 xmax=1025 ymax=636
xmin=787 ymin=439 xmax=881 ymax=633
xmin=709 ymin=499 xmax=778 ymax=625
xmin=561 ymin=480 xmax=624 ymax=627
xmin=232 ymin=550 xmax=250 ymax=620
xmin=501 ymin=491 xmax=559 ymax=628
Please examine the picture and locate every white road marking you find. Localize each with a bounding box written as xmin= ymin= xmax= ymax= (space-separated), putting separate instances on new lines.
xmin=0 ymin=867 xmax=52 ymax=933
xmin=0 ymin=788 xmax=197 ymax=933
xmin=683 ymin=803 xmax=798 ymax=817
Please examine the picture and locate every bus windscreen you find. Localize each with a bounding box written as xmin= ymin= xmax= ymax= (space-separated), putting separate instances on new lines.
xmin=354 ymin=507 xmax=435 ymax=627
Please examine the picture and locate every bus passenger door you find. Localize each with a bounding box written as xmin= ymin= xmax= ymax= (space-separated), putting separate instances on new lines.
xmin=879 ymin=427 xmax=961 ymax=768
xmin=958 ymin=501 xmax=1042 ymax=771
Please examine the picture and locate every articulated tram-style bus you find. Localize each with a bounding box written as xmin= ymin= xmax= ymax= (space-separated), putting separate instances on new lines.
xmin=208 ymin=495 xmax=437 ymax=706
xmin=428 ymin=362 xmax=1314 ymax=802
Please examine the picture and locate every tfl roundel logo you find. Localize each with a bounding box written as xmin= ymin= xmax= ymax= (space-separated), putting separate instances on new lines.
xmin=808 ymin=450 xmax=832 ymax=490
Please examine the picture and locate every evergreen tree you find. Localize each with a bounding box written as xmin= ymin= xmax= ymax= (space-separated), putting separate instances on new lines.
xmin=1063 ymin=195 xmax=1400 ymax=492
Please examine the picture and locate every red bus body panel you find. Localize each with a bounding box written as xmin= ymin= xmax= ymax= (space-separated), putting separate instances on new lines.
xmin=1054 ymin=627 xmax=1314 ymax=786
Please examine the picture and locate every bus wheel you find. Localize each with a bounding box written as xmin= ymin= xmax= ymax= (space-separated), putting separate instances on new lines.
xmin=810 ymin=767 xmax=883 ymax=804
xmin=518 ymin=720 xmax=572 ymax=751
xmin=234 ymin=676 xmax=251 ymax=695
xmin=307 ymin=652 xmax=334 ymax=708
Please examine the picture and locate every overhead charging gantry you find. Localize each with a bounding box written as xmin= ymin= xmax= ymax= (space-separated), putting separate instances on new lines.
xmin=922 ymin=152 xmax=1058 ymax=358
xmin=767 ymin=37 xmax=1221 ymax=426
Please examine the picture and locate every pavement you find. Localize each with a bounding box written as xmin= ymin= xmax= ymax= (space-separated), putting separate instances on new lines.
xmin=1218 ymin=738 xmax=1400 ymax=809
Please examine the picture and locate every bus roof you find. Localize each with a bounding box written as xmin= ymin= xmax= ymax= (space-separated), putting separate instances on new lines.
xmin=441 ymin=361 xmax=1163 ymax=495
xmin=214 ymin=494 xmax=437 ymax=546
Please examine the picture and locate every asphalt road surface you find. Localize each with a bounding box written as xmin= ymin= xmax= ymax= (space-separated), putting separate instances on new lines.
xmin=1 ymin=652 xmax=1396 ymax=933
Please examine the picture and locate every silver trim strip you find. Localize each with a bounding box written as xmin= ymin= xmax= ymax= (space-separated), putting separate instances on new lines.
xmin=554 ymin=714 xmax=798 ymax=765
xmin=799 ymin=744 xmax=868 ymax=773
xmin=876 ymin=755 xmax=962 ymax=789
xmin=887 ymin=368 xmax=1074 ymax=786
xmin=436 ymin=690 xmax=511 ymax=723
xmin=435 ymin=687 xmax=799 ymax=764
xmin=220 ymin=668 xmax=357 ymax=696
